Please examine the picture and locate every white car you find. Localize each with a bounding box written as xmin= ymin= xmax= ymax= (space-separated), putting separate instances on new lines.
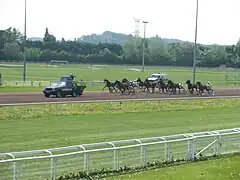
xmin=147 ymin=73 xmax=168 ymax=82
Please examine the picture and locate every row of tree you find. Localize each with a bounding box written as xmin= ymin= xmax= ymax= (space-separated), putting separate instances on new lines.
xmin=0 ymin=27 xmax=240 ymax=67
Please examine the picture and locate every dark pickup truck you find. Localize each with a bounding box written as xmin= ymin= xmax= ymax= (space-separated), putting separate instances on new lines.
xmin=42 ymin=76 xmax=86 ymax=98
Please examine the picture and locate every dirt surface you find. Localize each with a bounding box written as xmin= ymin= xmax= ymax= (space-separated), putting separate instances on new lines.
xmin=0 ymin=88 xmax=240 ymax=104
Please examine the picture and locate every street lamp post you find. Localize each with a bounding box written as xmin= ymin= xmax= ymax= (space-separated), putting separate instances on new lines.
xmin=193 ymin=0 xmax=199 ymax=84
xmin=23 ymin=0 xmax=27 ymax=81
xmin=142 ymin=21 xmax=148 ymax=72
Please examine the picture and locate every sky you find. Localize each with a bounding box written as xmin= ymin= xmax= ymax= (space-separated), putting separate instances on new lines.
xmin=0 ymin=0 xmax=239 ymax=45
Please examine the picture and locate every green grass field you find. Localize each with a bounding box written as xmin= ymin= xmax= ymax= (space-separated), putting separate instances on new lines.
xmin=0 ymin=63 xmax=240 ymax=92
xmin=1 ymin=98 xmax=240 ymax=152
xmin=0 ymin=98 xmax=240 ymax=179
xmin=112 ymin=155 xmax=240 ymax=180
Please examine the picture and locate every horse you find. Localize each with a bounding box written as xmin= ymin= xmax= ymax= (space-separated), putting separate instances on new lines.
xmin=103 ymin=79 xmax=117 ymax=93
xmin=178 ymin=81 xmax=185 ymax=93
xmin=167 ymin=80 xmax=182 ymax=94
xmin=196 ymin=81 xmax=205 ymax=96
xmin=143 ymin=78 xmax=160 ymax=93
xmin=112 ymin=80 xmax=121 ymax=92
xmin=122 ymin=78 xmax=129 ymax=83
xmin=158 ymin=79 xmax=168 ymax=94
xmin=114 ymin=80 xmax=135 ymax=95
xmin=196 ymin=81 xmax=215 ymax=96
xmin=136 ymin=78 xmax=145 ymax=91
xmin=206 ymin=83 xmax=215 ymax=96
xmin=186 ymin=80 xmax=198 ymax=95
xmin=122 ymin=78 xmax=140 ymax=92
xmin=136 ymin=78 xmax=151 ymax=92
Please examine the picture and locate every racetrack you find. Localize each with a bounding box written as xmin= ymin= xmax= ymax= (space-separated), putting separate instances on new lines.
xmin=0 ymin=88 xmax=240 ymax=105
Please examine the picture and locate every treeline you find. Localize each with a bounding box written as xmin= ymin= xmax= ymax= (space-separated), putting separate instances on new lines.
xmin=0 ymin=27 xmax=240 ymax=67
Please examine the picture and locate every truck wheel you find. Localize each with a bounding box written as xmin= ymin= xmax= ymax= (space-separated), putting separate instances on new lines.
xmin=56 ymin=91 xmax=62 ymax=98
xmin=45 ymin=94 xmax=50 ymax=98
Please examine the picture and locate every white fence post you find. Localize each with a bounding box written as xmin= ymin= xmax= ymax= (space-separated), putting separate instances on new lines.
xmin=212 ymin=132 xmax=222 ymax=155
xmin=44 ymin=150 xmax=54 ymax=179
xmin=187 ymin=138 xmax=196 ymax=161
xmin=192 ymin=138 xmax=196 ymax=160
xmin=134 ymin=139 xmax=143 ymax=166
xmin=83 ymin=152 xmax=87 ymax=171
xmin=84 ymin=153 xmax=90 ymax=174
xmin=6 ymin=153 xmax=16 ymax=180
xmin=143 ymin=146 xmax=147 ymax=167
xmin=168 ymin=143 xmax=172 ymax=161
xmin=165 ymin=143 xmax=169 ymax=161
xmin=116 ymin=150 xmax=119 ymax=170
xmin=218 ymin=134 xmax=222 ymax=154
xmin=13 ymin=162 xmax=16 ymax=180
xmin=107 ymin=142 xmax=117 ymax=170
xmin=16 ymin=161 xmax=22 ymax=180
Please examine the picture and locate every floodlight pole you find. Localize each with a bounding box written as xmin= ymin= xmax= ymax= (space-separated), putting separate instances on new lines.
xmin=23 ymin=0 xmax=27 ymax=82
xmin=193 ymin=0 xmax=199 ymax=84
xmin=142 ymin=21 xmax=148 ymax=72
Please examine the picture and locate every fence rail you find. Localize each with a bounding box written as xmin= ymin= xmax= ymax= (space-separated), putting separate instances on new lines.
xmin=1 ymin=80 xmax=103 ymax=88
xmin=0 ymin=128 xmax=240 ymax=180
xmin=1 ymin=80 xmax=240 ymax=88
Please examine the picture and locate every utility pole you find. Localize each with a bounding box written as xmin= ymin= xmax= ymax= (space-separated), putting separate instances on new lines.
xmin=142 ymin=21 xmax=148 ymax=72
xmin=193 ymin=0 xmax=199 ymax=84
xmin=23 ymin=0 xmax=27 ymax=81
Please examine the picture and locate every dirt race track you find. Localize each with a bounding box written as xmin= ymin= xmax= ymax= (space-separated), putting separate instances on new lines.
xmin=0 ymin=88 xmax=240 ymax=105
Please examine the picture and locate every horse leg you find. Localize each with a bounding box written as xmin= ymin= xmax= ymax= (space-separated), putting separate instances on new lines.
xmin=174 ymin=88 xmax=177 ymax=94
xmin=120 ymin=88 xmax=124 ymax=94
xmin=207 ymin=89 xmax=210 ymax=95
xmin=113 ymin=87 xmax=117 ymax=93
xmin=163 ymin=87 xmax=167 ymax=94
xmin=128 ymin=87 xmax=131 ymax=95
xmin=161 ymin=88 xmax=164 ymax=94
xmin=132 ymin=87 xmax=136 ymax=94
xmin=152 ymin=86 xmax=155 ymax=93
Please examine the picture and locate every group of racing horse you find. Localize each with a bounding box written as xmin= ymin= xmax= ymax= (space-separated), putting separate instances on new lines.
xmin=103 ymin=78 xmax=215 ymax=96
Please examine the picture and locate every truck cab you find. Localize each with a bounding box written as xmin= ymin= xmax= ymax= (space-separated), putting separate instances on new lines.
xmin=147 ymin=73 xmax=168 ymax=82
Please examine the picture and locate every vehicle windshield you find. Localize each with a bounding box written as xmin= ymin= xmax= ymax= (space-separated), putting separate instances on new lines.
xmin=150 ymin=74 xmax=160 ymax=78
xmin=51 ymin=81 xmax=66 ymax=87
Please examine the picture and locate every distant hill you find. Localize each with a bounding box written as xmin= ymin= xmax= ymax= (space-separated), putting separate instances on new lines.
xmin=28 ymin=31 xmax=186 ymax=45
xmin=78 ymin=31 xmax=186 ymax=45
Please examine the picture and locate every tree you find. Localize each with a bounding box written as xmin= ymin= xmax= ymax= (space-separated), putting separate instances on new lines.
xmin=3 ymin=42 xmax=21 ymax=60
xmin=0 ymin=30 xmax=6 ymax=49
xmin=4 ymin=27 xmax=23 ymax=43
xmin=43 ymin=28 xmax=56 ymax=42
xmin=26 ymin=48 xmax=41 ymax=61
xmin=1 ymin=26 xmax=240 ymax=67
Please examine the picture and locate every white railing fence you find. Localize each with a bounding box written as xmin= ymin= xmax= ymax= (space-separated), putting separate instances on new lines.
xmin=0 ymin=128 xmax=240 ymax=180
xmin=1 ymin=79 xmax=240 ymax=88
xmin=1 ymin=80 xmax=104 ymax=88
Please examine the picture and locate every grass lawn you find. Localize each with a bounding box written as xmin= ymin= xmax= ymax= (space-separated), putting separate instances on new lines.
xmin=0 ymin=98 xmax=240 ymax=179
xmin=111 ymin=155 xmax=240 ymax=180
xmin=1 ymin=98 xmax=240 ymax=152
xmin=0 ymin=63 xmax=240 ymax=93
